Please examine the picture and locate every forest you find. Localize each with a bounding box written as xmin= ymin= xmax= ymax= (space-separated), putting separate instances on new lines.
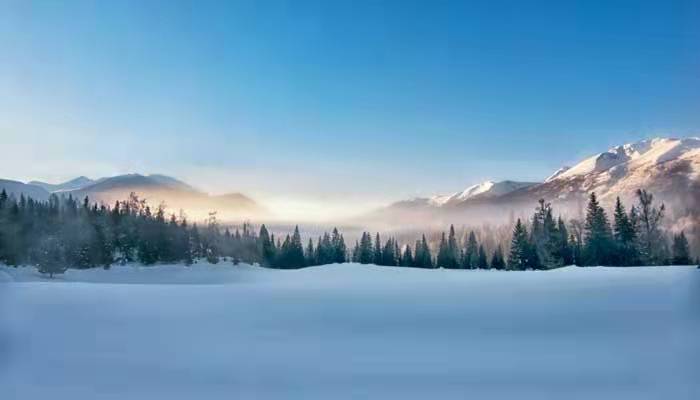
xmin=0 ymin=188 xmax=695 ymax=277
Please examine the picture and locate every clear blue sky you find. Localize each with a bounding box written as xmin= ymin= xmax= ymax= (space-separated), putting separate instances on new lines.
xmin=1 ymin=0 xmax=698 ymax=214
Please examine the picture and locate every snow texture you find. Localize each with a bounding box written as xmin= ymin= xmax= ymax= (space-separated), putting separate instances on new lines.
xmin=429 ymin=180 xmax=536 ymax=206
xmin=553 ymin=137 xmax=700 ymax=181
xmin=1 ymin=263 xmax=698 ymax=400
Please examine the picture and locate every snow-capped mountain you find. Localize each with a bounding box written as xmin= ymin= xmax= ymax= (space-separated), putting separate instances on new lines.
xmin=428 ymin=180 xmax=538 ymax=206
xmin=525 ymin=137 xmax=700 ymax=204
xmin=376 ymin=137 xmax=700 ymax=226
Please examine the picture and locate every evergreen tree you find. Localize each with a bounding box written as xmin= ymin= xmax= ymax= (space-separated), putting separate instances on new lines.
xmin=507 ymin=219 xmax=530 ymax=270
xmin=447 ymin=225 xmax=459 ymax=269
xmin=490 ymin=245 xmax=505 ymax=270
xmin=358 ymin=232 xmax=373 ymax=264
xmin=477 ymin=244 xmax=488 ymax=269
xmin=462 ymin=231 xmax=479 ymax=269
xmin=530 ymin=199 xmax=560 ymax=269
xmin=332 ymin=229 xmax=347 ymax=263
xmin=381 ymin=238 xmax=398 ymax=266
xmin=400 ymin=244 xmax=414 ymax=267
xmin=305 ymin=238 xmax=316 ymax=266
xmin=259 ymin=224 xmax=275 ymax=267
xmin=612 ymin=197 xmax=638 ymax=266
xmin=583 ymin=192 xmax=614 ymax=266
xmin=671 ymin=231 xmax=691 ymax=265
xmin=34 ymin=235 xmax=68 ymax=278
xmin=413 ymin=234 xmax=433 ymax=268
xmin=556 ymin=217 xmax=573 ymax=266
xmin=351 ymin=240 xmax=360 ymax=263
xmin=373 ymin=233 xmax=383 ymax=265
xmin=436 ymin=232 xmax=455 ymax=268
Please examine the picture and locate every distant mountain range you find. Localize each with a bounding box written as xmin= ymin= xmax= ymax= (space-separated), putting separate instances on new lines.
xmin=2 ymin=136 xmax=699 ymax=226
xmin=0 ymin=174 xmax=262 ymax=220
xmin=375 ymin=137 xmax=700 ymax=226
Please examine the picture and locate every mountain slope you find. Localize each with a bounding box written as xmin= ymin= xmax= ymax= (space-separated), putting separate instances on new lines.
xmin=29 ymin=176 xmax=94 ymax=193
xmin=516 ymin=137 xmax=700 ymax=205
xmin=374 ymin=137 xmax=700 ymax=227
xmin=2 ymin=174 xmax=263 ymax=220
xmin=67 ymin=174 xmax=264 ymax=219
xmin=0 ymin=179 xmax=50 ymax=201
xmin=429 ymin=180 xmax=539 ymax=206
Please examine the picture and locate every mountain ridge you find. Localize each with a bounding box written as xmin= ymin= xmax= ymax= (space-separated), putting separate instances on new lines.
xmin=375 ymin=136 xmax=700 ymax=227
xmin=1 ymin=174 xmax=262 ymax=220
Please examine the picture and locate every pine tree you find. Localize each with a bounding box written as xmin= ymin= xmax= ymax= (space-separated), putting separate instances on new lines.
xmin=436 ymin=232 xmax=454 ymax=268
xmin=351 ymin=240 xmax=360 ymax=263
xmin=373 ymin=233 xmax=383 ymax=265
xmin=612 ymin=197 xmax=638 ymax=266
xmin=531 ymin=199 xmax=560 ymax=269
xmin=583 ymin=192 xmax=614 ymax=266
xmin=477 ymin=244 xmax=488 ymax=269
xmin=414 ymin=234 xmax=433 ymax=268
xmin=671 ymin=231 xmax=691 ymax=265
xmin=507 ymin=219 xmax=530 ymax=270
xmin=259 ymin=224 xmax=275 ymax=267
xmin=400 ymin=244 xmax=414 ymax=267
xmin=462 ymin=231 xmax=479 ymax=269
xmin=305 ymin=238 xmax=316 ymax=266
xmin=490 ymin=245 xmax=505 ymax=270
xmin=332 ymin=229 xmax=347 ymax=263
xmin=382 ymin=238 xmax=398 ymax=266
xmin=34 ymin=235 xmax=68 ymax=278
xmin=358 ymin=232 xmax=373 ymax=264
xmin=287 ymin=225 xmax=306 ymax=268
xmin=556 ymin=217 xmax=573 ymax=266
xmin=447 ymin=225 xmax=459 ymax=268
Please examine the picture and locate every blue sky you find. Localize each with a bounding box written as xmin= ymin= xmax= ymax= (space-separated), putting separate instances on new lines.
xmin=1 ymin=0 xmax=699 ymax=214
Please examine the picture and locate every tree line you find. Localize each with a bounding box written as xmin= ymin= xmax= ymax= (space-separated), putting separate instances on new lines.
xmin=0 ymin=188 xmax=695 ymax=277
xmin=0 ymin=191 xmax=349 ymax=276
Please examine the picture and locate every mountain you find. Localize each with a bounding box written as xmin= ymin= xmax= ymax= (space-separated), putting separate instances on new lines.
xmin=428 ymin=180 xmax=538 ymax=206
xmin=2 ymin=174 xmax=264 ymax=221
xmin=0 ymin=179 xmax=50 ymax=201
xmin=68 ymin=174 xmax=263 ymax=220
xmin=502 ymin=137 xmax=700 ymax=206
xmin=374 ymin=137 xmax=700 ymax=227
xmin=29 ymin=176 xmax=94 ymax=193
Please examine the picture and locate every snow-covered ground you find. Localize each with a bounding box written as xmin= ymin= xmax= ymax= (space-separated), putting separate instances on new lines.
xmin=1 ymin=263 xmax=698 ymax=399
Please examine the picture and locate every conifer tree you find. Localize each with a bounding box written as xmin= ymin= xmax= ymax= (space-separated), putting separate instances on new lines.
xmin=447 ymin=225 xmax=459 ymax=268
xmin=477 ymin=244 xmax=488 ymax=269
xmin=305 ymin=238 xmax=316 ymax=266
xmin=382 ymin=238 xmax=397 ymax=266
xmin=358 ymin=232 xmax=373 ymax=264
xmin=583 ymin=192 xmax=614 ymax=266
xmin=259 ymin=224 xmax=275 ymax=267
xmin=490 ymin=245 xmax=505 ymax=270
xmin=462 ymin=231 xmax=479 ymax=269
xmin=413 ymin=234 xmax=433 ymax=268
xmin=351 ymin=240 xmax=360 ymax=263
xmin=612 ymin=197 xmax=638 ymax=266
xmin=373 ymin=233 xmax=383 ymax=265
xmin=507 ymin=219 xmax=530 ymax=270
xmin=556 ymin=217 xmax=573 ymax=265
xmin=672 ymin=231 xmax=691 ymax=265
xmin=400 ymin=244 xmax=414 ymax=267
xmin=332 ymin=229 xmax=347 ymax=263
xmin=34 ymin=235 xmax=68 ymax=278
